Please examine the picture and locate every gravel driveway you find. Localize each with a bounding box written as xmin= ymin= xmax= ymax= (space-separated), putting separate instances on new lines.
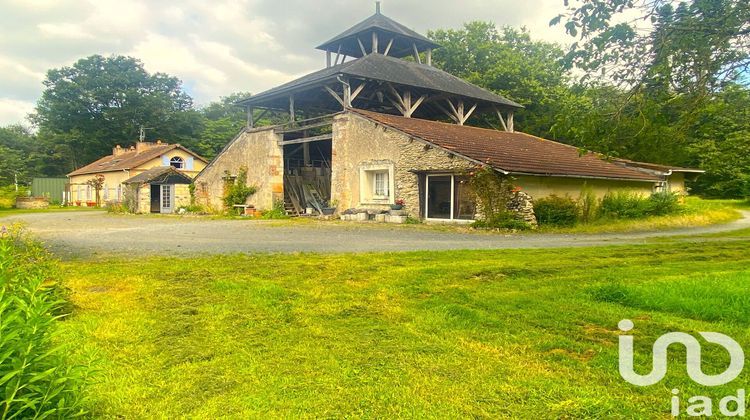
xmin=2 ymin=210 xmax=749 ymax=258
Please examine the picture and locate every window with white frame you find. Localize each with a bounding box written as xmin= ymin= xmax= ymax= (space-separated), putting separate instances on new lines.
xmin=170 ymin=156 xmax=184 ymax=169
xmin=359 ymin=164 xmax=394 ymax=204
xmin=374 ymin=171 xmax=389 ymax=198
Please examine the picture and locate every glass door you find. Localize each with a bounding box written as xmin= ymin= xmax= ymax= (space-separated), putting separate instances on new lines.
xmin=426 ymin=175 xmax=452 ymax=219
xmin=160 ymin=184 xmax=173 ymax=214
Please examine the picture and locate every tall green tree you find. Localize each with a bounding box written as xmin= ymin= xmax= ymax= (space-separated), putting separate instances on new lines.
xmin=429 ymin=23 xmax=575 ymax=136
xmin=31 ymin=55 xmax=202 ymax=170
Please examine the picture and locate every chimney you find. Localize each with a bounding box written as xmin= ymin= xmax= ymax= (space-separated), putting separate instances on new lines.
xmin=375 ymin=1 xmax=381 ymax=14
xmin=135 ymin=141 xmax=155 ymax=153
xmin=113 ymin=145 xmax=123 ymax=156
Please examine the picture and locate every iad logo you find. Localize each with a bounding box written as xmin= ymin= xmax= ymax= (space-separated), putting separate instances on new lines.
xmin=618 ymin=319 xmax=746 ymax=417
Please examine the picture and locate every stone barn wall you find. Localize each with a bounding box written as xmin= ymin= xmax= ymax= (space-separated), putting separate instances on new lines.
xmin=194 ymin=128 xmax=283 ymax=212
xmin=331 ymin=112 xmax=475 ymax=219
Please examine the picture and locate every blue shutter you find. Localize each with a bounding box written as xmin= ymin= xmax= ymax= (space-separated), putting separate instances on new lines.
xmin=162 ymin=155 xmax=169 ymax=166
xmin=186 ymin=156 xmax=194 ymax=170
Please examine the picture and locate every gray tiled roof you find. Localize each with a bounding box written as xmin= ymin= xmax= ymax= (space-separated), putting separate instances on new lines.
xmin=238 ymin=53 xmax=522 ymax=109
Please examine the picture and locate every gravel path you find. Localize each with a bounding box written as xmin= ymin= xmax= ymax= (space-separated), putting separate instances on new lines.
xmin=2 ymin=210 xmax=749 ymax=258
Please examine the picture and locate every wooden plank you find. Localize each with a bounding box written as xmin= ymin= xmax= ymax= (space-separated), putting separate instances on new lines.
xmin=350 ymin=82 xmax=366 ymax=102
xmin=278 ymin=133 xmax=333 ymax=146
xmin=357 ymin=37 xmax=367 ymax=56
xmin=412 ymin=43 xmax=421 ymax=64
xmin=275 ymin=120 xmax=332 ymax=134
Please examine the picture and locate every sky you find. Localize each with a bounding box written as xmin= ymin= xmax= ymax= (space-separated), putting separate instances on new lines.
xmin=0 ymin=0 xmax=571 ymax=126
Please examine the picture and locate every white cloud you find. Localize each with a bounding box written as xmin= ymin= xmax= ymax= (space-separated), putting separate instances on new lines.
xmin=0 ymin=99 xmax=35 ymax=126
xmin=0 ymin=0 xmax=577 ymax=125
xmin=37 ymin=22 xmax=94 ymax=40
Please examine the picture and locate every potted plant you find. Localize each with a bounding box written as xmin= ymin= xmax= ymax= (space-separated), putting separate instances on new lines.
xmin=390 ymin=198 xmax=405 ymax=210
xmin=75 ymin=200 xmax=81 ymax=206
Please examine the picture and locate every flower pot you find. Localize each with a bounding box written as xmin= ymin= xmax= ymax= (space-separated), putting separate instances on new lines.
xmin=75 ymin=201 xmax=81 ymax=206
xmin=390 ymin=204 xmax=403 ymax=210
xmin=321 ymin=207 xmax=336 ymax=216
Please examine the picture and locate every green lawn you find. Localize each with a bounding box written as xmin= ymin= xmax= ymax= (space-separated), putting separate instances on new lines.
xmin=58 ymin=239 xmax=750 ymax=418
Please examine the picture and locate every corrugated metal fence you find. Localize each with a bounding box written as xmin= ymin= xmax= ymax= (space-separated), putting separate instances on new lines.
xmin=31 ymin=178 xmax=67 ymax=203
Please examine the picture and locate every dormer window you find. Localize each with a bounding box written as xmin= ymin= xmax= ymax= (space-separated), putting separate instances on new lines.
xmin=170 ymin=156 xmax=184 ymax=169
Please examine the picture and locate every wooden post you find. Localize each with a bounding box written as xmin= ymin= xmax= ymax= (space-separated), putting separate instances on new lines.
xmin=247 ymin=106 xmax=254 ymax=128
xmin=289 ymin=95 xmax=295 ymax=123
xmin=372 ymin=31 xmax=378 ymax=54
xmin=357 ymin=38 xmax=367 ymax=56
xmin=426 ymin=49 xmax=432 ymax=66
xmin=343 ymin=78 xmax=351 ymax=108
xmin=412 ymin=43 xmax=421 ymax=64
xmin=303 ymin=143 xmax=310 ymax=166
xmin=507 ymin=111 xmax=514 ymax=132
xmin=326 ymin=51 xmax=331 ymax=68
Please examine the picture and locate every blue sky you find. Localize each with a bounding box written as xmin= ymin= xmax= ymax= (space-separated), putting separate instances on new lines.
xmin=0 ymin=0 xmax=570 ymax=126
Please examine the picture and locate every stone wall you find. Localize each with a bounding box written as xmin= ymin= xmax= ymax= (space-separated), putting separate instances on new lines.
xmin=331 ymin=113 xmax=474 ymax=219
xmin=193 ymin=128 xmax=283 ymax=212
xmin=133 ymin=184 xmax=191 ymax=214
xmin=15 ymin=197 xmax=49 ymax=209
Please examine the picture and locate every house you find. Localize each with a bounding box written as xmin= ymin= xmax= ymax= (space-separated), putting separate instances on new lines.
xmin=67 ymin=140 xmax=207 ymax=213
xmin=194 ymin=5 xmax=701 ymax=222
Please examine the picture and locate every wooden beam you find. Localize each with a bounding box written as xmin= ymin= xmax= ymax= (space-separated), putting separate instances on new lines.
xmin=247 ymin=106 xmax=254 ymax=128
xmin=385 ymin=83 xmax=406 ymax=110
xmin=326 ymin=51 xmax=331 ymax=68
xmin=372 ymin=31 xmax=378 ymax=54
xmin=384 ymin=38 xmax=394 ymax=56
xmin=324 ymin=86 xmax=345 ymax=107
xmin=350 ymin=82 xmax=366 ymax=103
xmin=434 ymin=102 xmax=459 ymax=123
xmin=357 ymin=37 xmax=367 ymax=56
xmin=334 ymin=44 xmax=342 ymax=66
xmin=461 ymin=103 xmax=478 ymax=125
xmin=412 ymin=43 xmax=421 ymax=64
xmin=426 ymin=49 xmax=432 ymax=66
xmin=495 ymin=108 xmax=508 ymax=131
xmin=408 ymin=94 xmax=427 ymax=117
xmin=278 ymin=133 xmax=332 ymax=146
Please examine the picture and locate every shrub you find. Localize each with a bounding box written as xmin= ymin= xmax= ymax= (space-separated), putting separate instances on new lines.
xmin=467 ymin=167 xmax=514 ymax=224
xmin=106 ymin=202 xmax=128 ymax=214
xmin=0 ymin=225 xmax=89 ymax=418
xmin=577 ymin=186 xmax=598 ymax=223
xmin=260 ymin=200 xmax=289 ymax=219
xmin=534 ymin=195 xmax=579 ymax=226
xmin=599 ymin=191 xmax=652 ymax=219
xmin=223 ymin=167 xmax=257 ymax=213
xmin=647 ymin=191 xmax=682 ymax=216
xmin=472 ymin=211 xmax=531 ymax=230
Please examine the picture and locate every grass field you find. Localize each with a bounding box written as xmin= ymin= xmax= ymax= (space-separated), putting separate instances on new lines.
xmin=58 ymin=238 xmax=750 ymax=418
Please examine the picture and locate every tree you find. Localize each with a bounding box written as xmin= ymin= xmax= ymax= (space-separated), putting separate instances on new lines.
xmin=86 ymin=174 xmax=105 ymax=206
xmin=554 ymin=0 xmax=750 ymax=103
xmin=31 ymin=55 xmax=202 ymax=170
xmin=429 ymin=23 xmax=576 ymax=136
xmin=196 ymin=92 xmax=287 ymax=159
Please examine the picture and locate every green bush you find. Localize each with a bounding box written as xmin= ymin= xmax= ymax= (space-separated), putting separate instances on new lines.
xmin=534 ymin=195 xmax=579 ymax=226
xmin=223 ymin=167 xmax=257 ymax=213
xmin=0 ymin=225 xmax=89 ymax=418
xmin=599 ymin=191 xmax=683 ymax=219
xmin=472 ymin=211 xmax=531 ymax=230
xmin=647 ymin=192 xmax=682 ymax=216
xmin=260 ymin=200 xmax=289 ymax=219
xmin=599 ymin=191 xmax=652 ymax=219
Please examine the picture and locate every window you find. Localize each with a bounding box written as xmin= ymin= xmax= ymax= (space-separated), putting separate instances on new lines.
xmin=103 ymin=184 xmax=109 ymax=201
xmin=359 ymin=164 xmax=394 ymax=204
xmin=86 ymin=185 xmax=92 ymax=201
xmin=170 ymin=156 xmax=184 ymax=169
xmin=425 ymin=175 xmax=475 ymax=221
xmin=374 ymin=171 xmax=388 ymax=197
xmin=117 ymin=184 xmax=122 ymax=201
